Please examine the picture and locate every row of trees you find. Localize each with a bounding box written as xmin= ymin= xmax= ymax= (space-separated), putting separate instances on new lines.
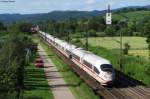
xmin=0 ymin=22 xmax=34 ymax=99
xmin=38 ymin=17 xmax=106 ymax=38
xmin=39 ymin=15 xmax=150 ymax=37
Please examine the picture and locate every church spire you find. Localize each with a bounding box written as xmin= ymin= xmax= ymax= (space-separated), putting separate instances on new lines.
xmin=106 ymin=4 xmax=112 ymax=25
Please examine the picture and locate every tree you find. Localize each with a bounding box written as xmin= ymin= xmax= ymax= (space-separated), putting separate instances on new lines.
xmin=128 ymin=18 xmax=137 ymax=36
xmin=88 ymin=17 xmax=106 ymax=32
xmin=143 ymin=20 xmax=150 ymax=60
xmin=123 ymin=43 xmax=130 ymax=55
xmin=16 ymin=22 xmax=33 ymax=34
xmin=146 ymin=35 xmax=150 ymax=60
xmin=88 ymin=29 xmax=97 ymax=37
xmin=0 ymin=23 xmax=34 ymax=98
xmin=0 ymin=22 xmax=6 ymax=31
xmin=143 ymin=20 xmax=150 ymax=36
xmin=46 ymin=19 xmax=56 ymax=33
xmin=105 ymin=27 xmax=116 ymax=36
xmin=119 ymin=27 xmax=131 ymax=36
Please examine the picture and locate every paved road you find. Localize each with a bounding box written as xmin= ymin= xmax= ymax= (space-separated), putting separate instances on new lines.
xmin=38 ymin=44 xmax=75 ymax=99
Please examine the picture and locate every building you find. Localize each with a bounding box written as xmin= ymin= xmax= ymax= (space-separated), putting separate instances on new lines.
xmin=106 ymin=4 xmax=112 ymax=25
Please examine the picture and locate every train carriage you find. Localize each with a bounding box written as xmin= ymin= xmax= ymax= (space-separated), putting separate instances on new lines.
xmin=39 ymin=31 xmax=115 ymax=85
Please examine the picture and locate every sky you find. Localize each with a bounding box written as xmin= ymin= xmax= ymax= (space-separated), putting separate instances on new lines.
xmin=0 ymin=0 xmax=150 ymax=14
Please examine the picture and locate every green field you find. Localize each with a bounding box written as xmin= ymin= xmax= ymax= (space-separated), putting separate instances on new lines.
xmin=81 ymin=37 xmax=148 ymax=49
xmin=80 ymin=36 xmax=149 ymax=59
xmin=129 ymin=50 xmax=149 ymax=59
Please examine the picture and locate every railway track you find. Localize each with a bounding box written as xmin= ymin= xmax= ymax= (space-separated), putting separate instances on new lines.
xmin=42 ymin=38 xmax=150 ymax=99
xmin=113 ymin=71 xmax=150 ymax=99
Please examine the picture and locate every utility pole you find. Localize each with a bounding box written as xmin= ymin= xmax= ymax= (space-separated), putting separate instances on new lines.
xmin=45 ymin=24 xmax=47 ymax=41
xmin=68 ymin=30 xmax=70 ymax=43
xmin=67 ymin=20 xmax=71 ymax=43
xmin=120 ymin=30 xmax=123 ymax=69
xmin=146 ymin=35 xmax=150 ymax=61
xmin=84 ymin=20 xmax=89 ymax=51
xmin=118 ymin=14 xmax=129 ymax=71
xmin=85 ymin=29 xmax=88 ymax=51
xmin=52 ymin=23 xmax=55 ymax=37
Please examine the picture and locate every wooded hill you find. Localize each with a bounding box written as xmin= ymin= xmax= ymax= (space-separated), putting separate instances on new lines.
xmin=0 ymin=5 xmax=150 ymax=24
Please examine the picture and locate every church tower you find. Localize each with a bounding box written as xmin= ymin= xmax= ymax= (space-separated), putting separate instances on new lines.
xmin=106 ymin=4 xmax=112 ymax=25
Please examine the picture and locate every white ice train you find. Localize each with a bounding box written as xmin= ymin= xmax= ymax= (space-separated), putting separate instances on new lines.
xmin=39 ymin=31 xmax=115 ymax=85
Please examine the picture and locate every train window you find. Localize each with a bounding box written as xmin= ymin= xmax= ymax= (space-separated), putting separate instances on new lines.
xmin=83 ymin=60 xmax=92 ymax=69
xmin=100 ymin=64 xmax=113 ymax=72
xmin=66 ymin=50 xmax=71 ymax=54
xmin=72 ymin=54 xmax=80 ymax=60
xmin=94 ymin=67 xmax=100 ymax=74
xmin=55 ymin=43 xmax=58 ymax=46
xmin=58 ymin=45 xmax=61 ymax=48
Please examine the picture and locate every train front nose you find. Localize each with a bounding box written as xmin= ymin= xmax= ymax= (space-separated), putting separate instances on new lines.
xmin=103 ymin=70 xmax=115 ymax=84
xmin=104 ymin=74 xmax=113 ymax=81
xmin=103 ymin=76 xmax=114 ymax=86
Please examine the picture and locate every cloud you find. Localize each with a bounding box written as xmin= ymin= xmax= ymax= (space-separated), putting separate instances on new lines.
xmin=86 ymin=0 xmax=96 ymax=5
xmin=0 ymin=0 xmax=150 ymax=14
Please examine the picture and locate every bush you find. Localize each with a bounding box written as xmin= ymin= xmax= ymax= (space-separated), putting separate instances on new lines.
xmin=123 ymin=43 xmax=130 ymax=55
xmin=105 ymin=27 xmax=116 ymax=36
xmin=88 ymin=29 xmax=98 ymax=37
xmin=146 ymin=65 xmax=150 ymax=75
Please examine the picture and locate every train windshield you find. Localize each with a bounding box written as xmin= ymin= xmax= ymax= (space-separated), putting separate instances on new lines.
xmin=100 ymin=64 xmax=113 ymax=72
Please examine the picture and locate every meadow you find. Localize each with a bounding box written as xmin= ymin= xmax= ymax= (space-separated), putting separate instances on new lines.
xmin=80 ymin=37 xmax=149 ymax=60
xmin=129 ymin=50 xmax=149 ymax=59
xmin=80 ymin=37 xmax=148 ymax=49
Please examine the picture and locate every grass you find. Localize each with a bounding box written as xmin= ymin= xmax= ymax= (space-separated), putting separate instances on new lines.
xmin=23 ymin=55 xmax=53 ymax=99
xmin=129 ymin=50 xmax=149 ymax=60
xmin=33 ymin=36 xmax=99 ymax=99
xmin=80 ymin=36 xmax=149 ymax=60
xmin=80 ymin=37 xmax=148 ymax=50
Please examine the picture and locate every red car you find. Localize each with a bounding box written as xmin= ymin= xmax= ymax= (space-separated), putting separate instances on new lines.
xmin=35 ymin=58 xmax=44 ymax=68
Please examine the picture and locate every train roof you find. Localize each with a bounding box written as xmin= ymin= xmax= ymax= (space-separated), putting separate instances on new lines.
xmin=72 ymin=48 xmax=92 ymax=57
xmin=59 ymin=41 xmax=68 ymax=47
xmin=72 ymin=47 xmax=111 ymax=68
xmin=55 ymin=38 xmax=63 ymax=44
xmin=47 ymin=34 xmax=53 ymax=39
xmin=39 ymin=31 xmax=45 ymax=35
xmin=65 ymin=43 xmax=77 ymax=51
xmin=83 ymin=54 xmax=111 ymax=68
